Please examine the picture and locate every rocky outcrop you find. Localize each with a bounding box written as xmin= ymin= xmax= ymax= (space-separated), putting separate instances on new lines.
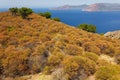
xmin=104 ymin=30 xmax=120 ymax=39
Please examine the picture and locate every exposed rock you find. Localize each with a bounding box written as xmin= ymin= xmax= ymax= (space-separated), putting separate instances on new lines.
xmin=99 ymin=54 xmax=116 ymax=65
xmin=104 ymin=30 xmax=120 ymax=39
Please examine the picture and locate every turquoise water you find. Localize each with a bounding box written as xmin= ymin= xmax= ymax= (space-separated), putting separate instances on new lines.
xmin=1 ymin=8 xmax=120 ymax=33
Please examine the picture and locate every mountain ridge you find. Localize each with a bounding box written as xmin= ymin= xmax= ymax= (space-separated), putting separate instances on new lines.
xmin=51 ymin=3 xmax=120 ymax=11
xmin=51 ymin=4 xmax=88 ymax=10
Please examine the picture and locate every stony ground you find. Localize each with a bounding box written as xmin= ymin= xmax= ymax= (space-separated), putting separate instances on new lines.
xmin=104 ymin=30 xmax=120 ymax=39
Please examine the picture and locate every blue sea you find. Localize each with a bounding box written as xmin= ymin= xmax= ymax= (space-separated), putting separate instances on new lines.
xmin=1 ymin=8 xmax=120 ymax=33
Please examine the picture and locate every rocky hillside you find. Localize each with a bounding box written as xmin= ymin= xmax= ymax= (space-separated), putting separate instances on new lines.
xmin=0 ymin=12 xmax=120 ymax=80
xmin=104 ymin=30 xmax=120 ymax=39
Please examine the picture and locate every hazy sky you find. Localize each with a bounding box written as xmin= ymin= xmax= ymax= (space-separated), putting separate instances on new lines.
xmin=0 ymin=0 xmax=120 ymax=8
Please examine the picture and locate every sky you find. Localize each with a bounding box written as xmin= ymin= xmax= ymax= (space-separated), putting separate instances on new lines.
xmin=0 ymin=0 xmax=120 ymax=8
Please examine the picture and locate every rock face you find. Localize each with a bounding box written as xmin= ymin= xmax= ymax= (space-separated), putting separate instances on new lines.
xmin=104 ymin=30 xmax=120 ymax=39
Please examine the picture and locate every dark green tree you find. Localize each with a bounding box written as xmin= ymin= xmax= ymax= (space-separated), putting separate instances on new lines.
xmin=18 ymin=7 xmax=33 ymax=19
xmin=77 ymin=24 xmax=96 ymax=33
xmin=9 ymin=7 xmax=18 ymax=16
xmin=43 ymin=12 xmax=51 ymax=18
xmin=38 ymin=12 xmax=51 ymax=18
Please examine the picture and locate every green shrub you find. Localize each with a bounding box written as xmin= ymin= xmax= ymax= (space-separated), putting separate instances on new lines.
xmin=7 ymin=26 xmax=15 ymax=32
xmin=1 ymin=46 xmax=31 ymax=77
xmin=9 ymin=7 xmax=18 ymax=16
xmin=95 ymin=65 xmax=120 ymax=80
xmin=63 ymin=56 xmax=96 ymax=79
xmin=65 ymin=44 xmax=83 ymax=56
xmin=52 ymin=17 xmax=60 ymax=22
xmin=77 ymin=24 xmax=96 ymax=33
xmin=36 ymin=45 xmax=46 ymax=55
xmin=9 ymin=7 xmax=33 ymax=19
xmin=18 ymin=7 xmax=33 ymax=19
xmin=48 ymin=52 xmax=64 ymax=66
xmin=97 ymin=59 xmax=110 ymax=67
xmin=43 ymin=66 xmax=53 ymax=75
xmin=43 ymin=52 xmax=64 ymax=75
xmin=109 ymin=75 xmax=120 ymax=80
xmin=39 ymin=12 xmax=51 ymax=18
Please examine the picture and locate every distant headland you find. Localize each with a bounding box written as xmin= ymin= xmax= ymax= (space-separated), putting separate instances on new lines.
xmin=51 ymin=3 xmax=120 ymax=12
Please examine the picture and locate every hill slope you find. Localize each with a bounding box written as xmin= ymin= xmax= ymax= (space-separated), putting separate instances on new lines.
xmin=0 ymin=12 xmax=120 ymax=80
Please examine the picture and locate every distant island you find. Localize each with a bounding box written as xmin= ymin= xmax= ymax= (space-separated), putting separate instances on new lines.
xmin=51 ymin=4 xmax=88 ymax=10
xmin=51 ymin=3 xmax=120 ymax=12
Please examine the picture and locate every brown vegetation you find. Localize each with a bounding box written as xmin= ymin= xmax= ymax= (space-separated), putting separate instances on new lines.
xmin=0 ymin=11 xmax=120 ymax=80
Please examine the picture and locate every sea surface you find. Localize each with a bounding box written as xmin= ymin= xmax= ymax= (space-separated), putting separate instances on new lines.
xmin=1 ymin=8 xmax=120 ymax=33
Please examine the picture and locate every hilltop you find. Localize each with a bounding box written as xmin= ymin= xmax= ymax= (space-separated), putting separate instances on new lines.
xmin=0 ymin=11 xmax=120 ymax=80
